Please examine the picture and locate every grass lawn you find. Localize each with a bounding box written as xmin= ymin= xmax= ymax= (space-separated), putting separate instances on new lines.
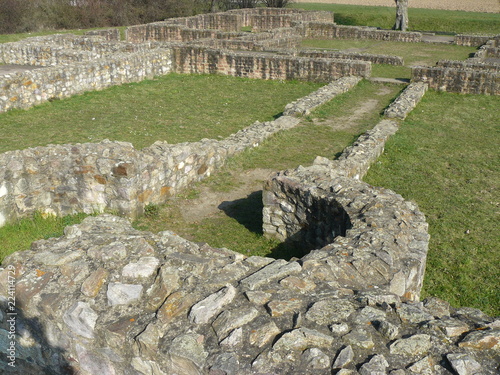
xmin=364 ymin=91 xmax=499 ymax=316
xmin=0 ymin=27 xmax=126 ymax=44
xmin=0 ymin=73 xmax=321 ymax=153
xmin=293 ymin=3 xmax=500 ymax=35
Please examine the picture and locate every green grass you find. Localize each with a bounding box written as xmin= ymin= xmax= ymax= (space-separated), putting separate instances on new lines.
xmin=0 ymin=27 xmax=125 ymax=44
xmin=133 ymin=80 xmax=402 ymax=258
xmin=301 ymin=39 xmax=478 ymax=79
xmin=364 ymin=91 xmax=499 ymax=316
xmin=293 ymin=3 xmax=500 ymax=34
xmin=0 ymin=73 xmax=321 ymax=153
xmin=0 ymin=212 xmax=90 ymax=261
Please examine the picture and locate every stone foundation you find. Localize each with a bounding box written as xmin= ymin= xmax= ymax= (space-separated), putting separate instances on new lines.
xmin=412 ymin=34 xmax=500 ymax=95
xmin=301 ymin=23 xmax=422 ymax=43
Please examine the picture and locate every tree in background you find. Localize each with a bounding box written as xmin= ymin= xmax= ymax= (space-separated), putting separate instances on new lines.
xmin=0 ymin=0 xmax=293 ymax=34
xmin=393 ymin=0 xmax=409 ymax=31
xmin=264 ymin=0 xmax=293 ymax=7
xmin=0 ymin=0 xmax=30 ymax=33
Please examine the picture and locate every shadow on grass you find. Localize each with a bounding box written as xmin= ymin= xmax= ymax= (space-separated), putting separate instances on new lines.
xmin=218 ymin=191 xmax=307 ymax=260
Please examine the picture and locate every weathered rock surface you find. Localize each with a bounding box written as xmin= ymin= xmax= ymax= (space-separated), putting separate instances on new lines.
xmin=0 ymin=214 xmax=498 ymax=374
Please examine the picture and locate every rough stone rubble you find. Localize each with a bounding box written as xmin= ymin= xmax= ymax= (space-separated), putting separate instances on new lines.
xmin=0 ymin=214 xmax=498 ymax=374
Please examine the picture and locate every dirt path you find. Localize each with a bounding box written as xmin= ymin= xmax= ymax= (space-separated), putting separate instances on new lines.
xmin=297 ymin=0 xmax=499 ymax=13
xmin=178 ymin=168 xmax=277 ymax=223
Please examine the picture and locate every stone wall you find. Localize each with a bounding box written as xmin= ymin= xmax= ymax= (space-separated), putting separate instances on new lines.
xmin=1 ymin=82 xmax=498 ymax=373
xmin=0 ymin=116 xmax=301 ymax=226
xmin=126 ymin=8 xmax=333 ymax=43
xmin=0 ymin=48 xmax=172 ymax=113
xmin=125 ymin=22 xmax=228 ymax=43
xmin=412 ymin=65 xmax=499 ymax=95
xmin=454 ymin=33 xmax=499 ymax=47
xmin=1 ymin=214 xmax=498 ymax=374
xmin=301 ymin=23 xmax=422 ymax=42
xmin=172 ymin=45 xmax=371 ymax=82
xmin=384 ymin=82 xmax=428 ymax=119
xmin=0 ymin=77 xmax=360 ymax=226
xmin=412 ymin=34 xmax=500 ymax=95
xmin=297 ymin=49 xmax=404 ymax=66
xmin=84 ymin=28 xmax=121 ymax=41
xmin=1 ymin=9 xmax=499 ymax=375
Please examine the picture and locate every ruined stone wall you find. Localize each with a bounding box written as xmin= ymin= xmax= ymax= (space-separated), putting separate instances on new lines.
xmin=0 ymin=34 xmax=159 ymax=66
xmin=125 ymin=22 xmax=231 ymax=43
xmin=384 ymin=82 xmax=428 ymax=119
xmin=1 ymin=10 xmax=499 ymax=374
xmin=172 ymin=45 xmax=370 ymax=82
xmin=0 ymin=77 xmax=361 ymax=226
xmin=0 ymin=116 xmax=301 ymax=226
xmin=412 ymin=65 xmax=499 ymax=95
xmin=228 ymin=7 xmax=334 ymax=27
xmin=436 ymin=60 xmax=500 ymax=72
xmin=0 ymin=48 xmax=172 ymax=113
xmin=412 ymin=35 xmax=500 ymax=95
xmin=297 ymin=49 xmax=404 ymax=66
xmin=1 ymin=79 xmax=498 ymax=374
xmin=301 ymin=23 xmax=422 ymax=42
xmin=454 ymin=33 xmax=499 ymax=47
xmin=125 ymin=8 xmax=332 ymax=43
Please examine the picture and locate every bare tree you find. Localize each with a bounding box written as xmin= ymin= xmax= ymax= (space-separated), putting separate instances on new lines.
xmin=393 ymin=0 xmax=408 ymax=31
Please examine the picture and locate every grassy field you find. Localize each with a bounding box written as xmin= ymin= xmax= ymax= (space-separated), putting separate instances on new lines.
xmin=0 ymin=74 xmax=321 ymax=153
xmin=364 ymin=92 xmax=499 ymax=316
xmin=293 ymin=3 xmax=500 ymax=34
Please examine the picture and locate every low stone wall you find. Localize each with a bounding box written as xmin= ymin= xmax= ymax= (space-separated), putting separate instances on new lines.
xmin=384 ymin=82 xmax=428 ymax=119
xmin=301 ymin=23 xmax=422 ymax=42
xmin=454 ymin=33 xmax=498 ymax=47
xmin=0 ymin=35 xmax=158 ymax=66
xmin=126 ymin=8 xmax=333 ymax=43
xmin=199 ymin=28 xmax=303 ymax=51
xmin=0 ymin=48 xmax=172 ymax=113
xmin=412 ymin=65 xmax=500 ymax=95
xmin=125 ymin=22 xmax=224 ymax=43
xmin=0 ymin=77 xmax=360 ymax=226
xmin=172 ymin=45 xmax=371 ymax=82
xmin=0 ymin=115 xmax=302 ymax=225
xmin=283 ymin=75 xmax=361 ymax=116
xmin=297 ymin=49 xmax=404 ymax=66
xmin=228 ymin=7 xmax=334 ymax=27
xmin=437 ymin=59 xmax=500 ymax=71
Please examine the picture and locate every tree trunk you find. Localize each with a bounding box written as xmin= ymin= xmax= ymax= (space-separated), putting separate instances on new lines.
xmin=393 ymin=0 xmax=408 ymax=32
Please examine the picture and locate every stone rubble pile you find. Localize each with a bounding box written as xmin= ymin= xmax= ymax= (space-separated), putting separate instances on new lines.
xmin=1 ymin=214 xmax=498 ymax=374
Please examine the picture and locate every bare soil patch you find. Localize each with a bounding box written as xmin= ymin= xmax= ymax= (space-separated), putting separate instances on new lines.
xmin=297 ymin=0 xmax=499 ymax=13
xmin=178 ymin=168 xmax=277 ymax=223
